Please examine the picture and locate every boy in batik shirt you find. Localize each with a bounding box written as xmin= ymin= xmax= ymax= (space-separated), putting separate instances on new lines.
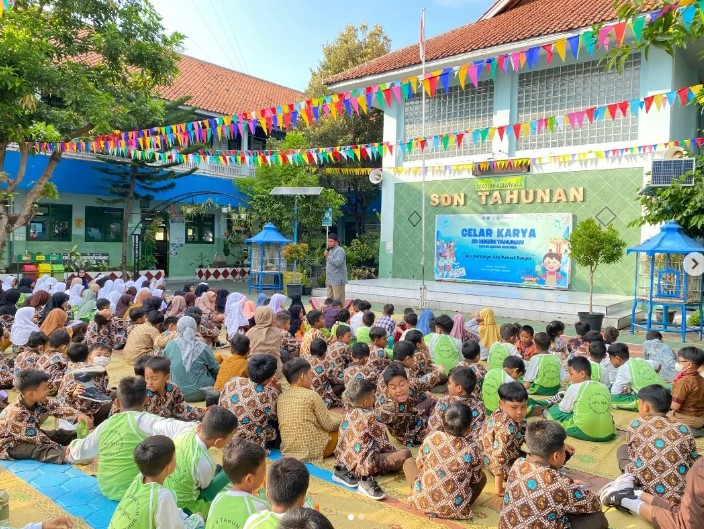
xmin=343 ymin=343 xmax=378 ymax=387
xmin=406 ymin=402 xmax=486 ymax=520
xmin=617 ymin=385 xmax=697 ymax=503
xmin=459 ymin=341 xmax=486 ymax=399
xmin=299 ymin=310 xmax=326 ymax=359
xmin=219 ymin=354 xmax=281 ymax=449
xmin=377 ymin=341 xmax=443 ymax=409
xmin=86 ymin=298 xmax=128 ymax=349
xmin=404 ymin=329 xmax=433 ymax=377
xmin=12 ymin=331 xmax=49 ymax=375
xmin=326 ymin=324 xmax=352 ymax=382
xmin=334 ymin=378 xmax=411 ymax=500
xmin=137 ymin=356 xmax=205 ymax=421
xmin=367 ymin=327 xmax=392 ymax=375
xmin=308 ymin=338 xmax=342 ymax=408
xmin=428 ymin=366 xmax=485 ymax=436
xmin=275 ymin=311 xmax=300 ymax=363
xmin=499 ymin=420 xmax=607 ymax=529
xmin=35 ymin=329 xmax=70 ymax=396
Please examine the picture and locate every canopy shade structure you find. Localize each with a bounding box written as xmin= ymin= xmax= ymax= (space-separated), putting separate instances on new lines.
xmin=245 ymin=222 xmax=291 ymax=245
xmin=627 ymin=221 xmax=704 ymax=255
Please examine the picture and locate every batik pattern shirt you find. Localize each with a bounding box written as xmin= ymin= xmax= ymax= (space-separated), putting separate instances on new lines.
xmin=326 ymin=341 xmax=351 ymax=381
xmin=309 ymin=356 xmax=341 ymax=408
xmin=427 ymin=394 xmax=486 ymax=436
xmin=86 ymin=318 xmax=128 ymax=348
xmin=335 ymin=407 xmax=394 ymax=477
xmin=499 ymin=459 xmax=602 ymax=529
xmin=146 ymin=383 xmax=205 ymax=422
xmin=376 ymin=373 xmax=434 ymax=446
xmin=35 ymin=351 xmax=68 ymax=395
xmin=368 ymin=345 xmax=391 ymax=375
xmin=13 ymin=349 xmax=41 ymax=376
xmin=343 ymin=362 xmax=378 ymax=387
xmin=219 ymin=377 xmax=279 ymax=447
xmin=458 ymin=361 xmax=487 ymax=399
xmin=409 ymin=430 xmax=484 ymax=520
xmin=0 ymin=315 xmax=14 ymax=336
xmin=0 ymin=398 xmax=78 ymax=458
xmin=279 ymin=329 xmax=300 ymax=361
xmin=481 ymin=410 xmax=527 ymax=476
xmin=625 ymin=415 xmax=697 ymax=502
xmin=413 ymin=348 xmax=433 ymax=377
xmin=57 ymin=362 xmax=110 ymax=418
xmin=300 ymin=328 xmax=327 ymax=359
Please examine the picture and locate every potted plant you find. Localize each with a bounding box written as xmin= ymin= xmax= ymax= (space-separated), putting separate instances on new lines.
xmin=282 ymin=243 xmax=308 ymax=298
xmin=568 ymin=218 xmax=627 ymax=332
xmin=301 ymin=269 xmax=312 ymax=296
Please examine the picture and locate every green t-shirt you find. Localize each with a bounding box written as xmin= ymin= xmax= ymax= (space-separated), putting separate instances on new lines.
xmin=429 ymin=334 xmax=461 ymax=373
xmin=589 ymin=360 xmax=603 ymax=383
xmin=628 ymin=358 xmax=667 ymax=392
xmin=242 ymin=511 xmax=283 ymax=529
xmin=98 ymin=412 xmax=149 ymax=501
xmin=573 ymin=380 xmax=616 ymax=440
xmin=164 ymin=428 xmax=215 ymax=507
xmin=482 ymin=368 xmax=513 ymax=413
xmin=531 ymin=354 xmax=562 ymax=389
xmin=206 ymin=491 xmax=269 ymax=529
xmin=488 ymin=342 xmax=512 ymax=371
xmin=356 ymin=326 xmax=371 ymax=344
xmin=108 ymin=474 xmax=158 ymax=529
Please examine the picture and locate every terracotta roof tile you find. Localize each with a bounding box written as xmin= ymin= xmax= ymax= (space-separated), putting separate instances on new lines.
xmin=326 ymin=0 xmax=657 ymax=85
xmin=159 ymin=54 xmax=304 ymax=116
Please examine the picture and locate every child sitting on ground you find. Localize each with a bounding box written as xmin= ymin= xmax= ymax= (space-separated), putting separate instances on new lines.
xmin=669 ymin=346 xmax=704 ymax=432
xmin=243 ymin=457 xmax=310 ymax=529
xmin=379 ymin=340 xmax=443 ymax=407
xmin=427 ymin=314 xmax=462 ymax=373
xmin=459 ymin=341 xmax=486 ymax=398
xmin=609 ymin=343 xmax=666 ymax=410
xmin=399 ymin=311 xmax=417 ymax=341
xmin=309 ymin=338 xmax=343 ymax=408
xmin=546 ymin=357 xmax=616 ymax=442
xmin=406 ymin=403 xmax=486 ymax=520
xmin=482 ymin=356 xmax=526 ymax=415
xmin=276 ymin=311 xmax=300 ymax=363
xmin=299 ymin=310 xmax=326 ymax=358
xmin=58 ymin=343 xmax=113 ymax=426
xmin=205 ymin=438 xmax=268 ymax=528
xmin=36 ymin=329 xmax=71 ymax=396
xmin=499 ymin=420 xmax=607 ymax=529
xmin=405 ymin=329 xmax=432 ymax=377
xmin=334 ymin=378 xmax=411 ymax=500
xmin=86 ymin=298 xmax=127 ymax=349
xmin=13 ymin=331 xmax=49 ymax=374
xmin=516 ymin=325 xmax=537 ymax=360
xmin=108 ymin=435 xmax=204 ymax=529
xmin=164 ymin=406 xmax=238 ymax=518
xmin=643 ymin=330 xmax=678 ymax=383
xmin=376 ymin=304 xmax=397 ymax=337
xmin=349 ymin=300 xmax=369 ymax=336
xmin=0 ymin=369 xmax=91 ymax=463
xmin=220 ymin=354 xmax=281 ymax=449
xmin=367 ymin=326 xmax=391 ymax=374
xmin=615 ymin=385 xmax=697 ymax=503
xmin=213 ymin=334 xmax=250 ymax=391
xmin=322 ymin=298 xmax=339 ymax=330
xmin=142 ymin=356 xmax=205 ymax=421
xmin=278 ymin=508 xmax=334 ymax=529
xmin=546 ymin=320 xmax=569 ymax=363
xmin=343 ymin=343 xmax=378 ymax=386
xmin=523 ymin=331 xmax=566 ymax=396
xmin=567 ymin=321 xmax=590 ymax=358
xmin=602 ymin=326 xmax=619 ymax=349
xmin=481 ymin=381 xmax=529 ymax=496
xmin=428 ymin=366 xmax=485 ymax=435
xmin=355 ymin=311 xmax=376 ymax=345
xmin=584 ymin=331 xmax=615 ymax=384
xmin=326 ymin=324 xmax=352 ymax=383
xmin=68 ymin=376 xmax=193 ymax=500
xmin=487 ymin=323 xmax=520 ymax=370
xmin=277 ymin=358 xmax=341 ymax=462
xmin=587 ymin=341 xmax=612 ymax=387
xmin=329 ymin=308 xmax=351 ymax=340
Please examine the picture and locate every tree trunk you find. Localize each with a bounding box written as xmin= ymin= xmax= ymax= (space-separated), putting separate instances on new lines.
xmin=589 ymin=267 xmax=595 ymax=314
xmin=120 ymin=172 xmax=137 ymax=274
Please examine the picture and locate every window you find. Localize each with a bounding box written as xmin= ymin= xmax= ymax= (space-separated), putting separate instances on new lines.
xmin=85 ymin=207 xmax=123 ymax=242
xmin=404 ymin=81 xmax=495 ymax=160
xmin=516 ymin=54 xmax=641 ymax=151
xmin=186 ymin=214 xmax=215 ymax=244
xmin=28 ymin=204 xmax=72 ymax=241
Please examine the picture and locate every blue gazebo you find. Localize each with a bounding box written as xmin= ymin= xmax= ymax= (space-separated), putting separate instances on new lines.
xmin=246 ymin=223 xmax=291 ymax=294
xmin=628 ymin=221 xmax=704 ymax=341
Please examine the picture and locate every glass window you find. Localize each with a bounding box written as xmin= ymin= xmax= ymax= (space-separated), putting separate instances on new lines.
xmin=516 ymin=54 xmax=641 ymax=151
xmin=85 ymin=207 xmax=123 ymax=243
xmin=186 ymin=214 xmax=215 ymax=244
xmin=28 ymin=204 xmax=72 ymax=241
xmin=403 ymin=81 xmax=495 ymax=160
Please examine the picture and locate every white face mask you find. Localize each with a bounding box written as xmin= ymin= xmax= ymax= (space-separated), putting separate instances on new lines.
xmin=94 ymin=356 xmax=111 ymax=367
xmin=675 ymin=362 xmax=685 ymax=372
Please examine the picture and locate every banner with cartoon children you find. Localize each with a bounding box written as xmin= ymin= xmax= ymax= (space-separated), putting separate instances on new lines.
xmin=434 ymin=213 xmax=572 ymax=289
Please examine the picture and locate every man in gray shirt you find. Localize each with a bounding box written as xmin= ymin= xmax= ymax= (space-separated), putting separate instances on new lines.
xmin=324 ymin=233 xmax=347 ymax=303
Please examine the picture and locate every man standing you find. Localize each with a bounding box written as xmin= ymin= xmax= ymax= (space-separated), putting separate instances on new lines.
xmin=324 ymin=234 xmax=347 ymax=303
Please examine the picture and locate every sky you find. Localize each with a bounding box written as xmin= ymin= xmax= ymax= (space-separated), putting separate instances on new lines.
xmin=150 ymin=0 xmax=496 ymax=93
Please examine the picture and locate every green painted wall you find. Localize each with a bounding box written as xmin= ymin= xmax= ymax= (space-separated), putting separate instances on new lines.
xmin=391 ymin=168 xmax=643 ymax=295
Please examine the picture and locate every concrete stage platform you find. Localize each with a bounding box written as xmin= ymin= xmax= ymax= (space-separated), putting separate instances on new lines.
xmin=315 ymin=278 xmax=638 ymax=328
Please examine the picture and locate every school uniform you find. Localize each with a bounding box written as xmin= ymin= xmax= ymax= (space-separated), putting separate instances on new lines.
xmin=367 ymin=344 xmax=391 ymax=375
xmin=671 ymin=371 xmax=704 ymax=428
xmin=547 ymin=380 xmax=616 ymax=442
xmin=650 ymin=456 xmax=704 ymax=529
xmin=524 ymin=352 xmax=566 ymax=395
xmin=299 ymin=328 xmax=326 ymax=359
xmin=481 ymin=409 xmax=526 ymax=477
xmin=219 ymin=377 xmax=279 ymax=448
xmin=427 ymin=394 xmax=486 ymax=436
xmin=611 ymin=358 xmax=666 ymax=410
xmin=487 ymin=341 xmax=520 ymax=371
xmin=112 ymin=383 xmax=205 ymax=422
xmin=279 ymin=328 xmax=300 ymax=362
xmin=326 ymin=340 xmax=351 ymax=380
xmin=588 ymin=359 xmax=612 ymax=387
xmin=12 ymin=348 xmax=41 ymax=375
xmin=86 ymin=317 xmax=128 ymax=348
xmin=413 ymin=347 xmax=434 ymax=377
xmin=34 ymin=350 xmax=67 ymax=395
xmin=427 ymin=333 xmax=462 ymax=373
xmin=309 ymin=356 xmax=342 ymax=408
xmin=205 ymin=490 xmax=268 ymax=529
xmin=343 ymin=362 xmax=378 ymax=387
xmin=57 ymin=362 xmax=111 ymax=420
xmin=458 ymin=361 xmax=487 ymax=399
xmin=481 ymin=368 xmax=514 ymax=414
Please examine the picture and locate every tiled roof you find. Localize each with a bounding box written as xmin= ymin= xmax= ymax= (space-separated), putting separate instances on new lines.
xmin=159 ymin=54 xmax=304 ymax=116
xmin=325 ymin=0 xmax=657 ymax=85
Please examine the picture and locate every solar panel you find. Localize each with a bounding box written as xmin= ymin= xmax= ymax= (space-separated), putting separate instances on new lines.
xmin=650 ymin=159 xmax=695 ymax=187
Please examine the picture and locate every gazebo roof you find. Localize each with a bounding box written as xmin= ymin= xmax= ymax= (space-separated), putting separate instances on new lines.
xmin=245 ymin=222 xmax=291 ymax=245
xmin=627 ymin=221 xmax=704 ymax=255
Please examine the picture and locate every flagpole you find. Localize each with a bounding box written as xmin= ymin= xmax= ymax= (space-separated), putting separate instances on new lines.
xmin=419 ymin=7 xmax=428 ymax=309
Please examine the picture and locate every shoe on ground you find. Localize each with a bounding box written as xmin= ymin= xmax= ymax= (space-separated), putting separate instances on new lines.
xmin=601 ymin=487 xmax=637 ymax=514
xmin=332 ymin=465 xmax=359 ymax=488
xmin=358 ymin=477 xmax=386 ymax=500
xmin=597 ymin=473 xmax=635 ymax=506
xmin=80 ymin=386 xmax=112 ymax=403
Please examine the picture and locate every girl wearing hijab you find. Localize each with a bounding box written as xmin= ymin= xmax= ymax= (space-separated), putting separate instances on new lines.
xmin=225 ymin=293 xmax=249 ymax=338
xmin=196 ymin=291 xmax=224 ymax=324
xmin=10 ymin=306 xmax=39 ymax=347
xmin=194 ymin=282 xmax=209 ymax=297
xmin=112 ymin=278 xmax=125 ymax=294
xmin=17 ymin=277 xmax=35 ymax=294
xmin=39 ymin=308 xmax=68 ymax=336
xmin=115 ymin=293 xmax=134 ymax=319
xmin=33 ymin=275 xmax=52 ymax=294
xmin=125 ymin=288 xmax=152 ymax=319
xmin=48 ymin=281 xmax=66 ymax=296
xmin=67 ymin=283 xmax=84 ymax=307
xmin=183 ymin=282 xmax=195 ymax=294
xmin=246 ymin=306 xmax=283 ymax=371
xmin=465 ymin=308 xmax=500 ymax=361
xmin=184 ymin=292 xmax=197 ymax=307
xmin=417 ymin=309 xmax=435 ymax=335
xmin=125 ymin=286 xmax=137 ymax=297
xmin=450 ymin=313 xmax=479 ymax=343
xmin=142 ymin=296 xmax=164 ymax=314
xmin=288 ymin=304 xmax=305 ymax=339
xmin=269 ymin=293 xmax=287 ymax=315
xmin=26 ymin=290 xmax=50 ymax=316
xmin=242 ymin=296 xmax=256 ymax=320
xmin=215 ymin=289 xmax=229 ymax=314
xmin=39 ymin=292 xmax=70 ymax=324
xmin=163 ymin=316 xmax=219 ymax=402
xmin=1 ymin=276 xmax=17 ymax=292
xmin=77 ymin=268 xmax=90 ymax=288
xmin=75 ymin=289 xmax=97 ymax=321
xmin=165 ymin=295 xmax=186 ymax=318
xmin=107 ymin=291 xmax=122 ymax=314
xmin=97 ymin=279 xmax=114 ymax=299
xmin=256 ymin=293 xmax=268 ymax=307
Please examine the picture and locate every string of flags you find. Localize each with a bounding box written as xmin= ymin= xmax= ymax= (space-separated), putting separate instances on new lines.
xmin=29 ymin=83 xmax=703 ymax=168
xmin=28 ymin=0 xmax=700 ymax=150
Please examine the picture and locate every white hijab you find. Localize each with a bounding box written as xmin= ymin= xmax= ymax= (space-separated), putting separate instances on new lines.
xmin=2 ymin=276 xmax=17 ymax=291
xmin=175 ymin=316 xmax=207 ymax=372
xmin=112 ymin=278 xmax=125 ymax=294
xmin=49 ymin=281 xmax=66 ymax=295
xmin=68 ymin=284 xmax=84 ymax=306
xmin=225 ymin=293 xmax=249 ymax=338
xmin=33 ymin=275 xmax=52 ymax=294
xmin=107 ymin=291 xmax=122 ymax=313
xmin=98 ymin=279 xmax=114 ymax=298
xmin=134 ymin=276 xmax=148 ymax=288
xmin=10 ymin=307 xmax=39 ymax=346
xmin=269 ymin=293 xmax=286 ymax=315
xmin=152 ymin=288 xmax=167 ymax=310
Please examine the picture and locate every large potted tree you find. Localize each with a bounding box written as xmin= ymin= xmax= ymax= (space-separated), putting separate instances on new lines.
xmin=568 ymin=218 xmax=627 ymax=332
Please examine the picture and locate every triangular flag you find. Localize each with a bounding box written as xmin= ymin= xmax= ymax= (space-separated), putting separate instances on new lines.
xmin=554 ymin=39 xmax=567 ymax=62
xmin=612 ymin=21 xmax=628 ymax=45
xmin=644 ymin=95 xmax=655 ymax=113
xmin=618 ymin=101 xmax=629 ymax=117
xmin=631 ymin=16 xmax=646 ymax=42
xmin=512 ymin=123 xmax=522 ymax=139
xmin=681 ymin=4 xmax=696 ymax=29
xmin=439 ymin=69 xmax=451 ymax=93
xmin=526 ymin=47 xmax=540 ymax=69
xmin=598 ymin=26 xmax=612 ymax=50
xmin=392 ymin=85 xmax=402 ymax=105
xmin=666 ymin=91 xmax=678 ymax=107
xmin=606 ymin=103 xmax=619 ymax=120
xmin=567 ymin=35 xmax=580 ymax=59
xmin=458 ymin=65 xmax=468 ymax=89
xmin=653 ymin=93 xmax=664 ymax=111
xmin=468 ymin=64 xmax=479 ymax=88
xmin=582 ymin=30 xmax=597 ymax=54
xmin=541 ymin=44 xmax=554 ymax=64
